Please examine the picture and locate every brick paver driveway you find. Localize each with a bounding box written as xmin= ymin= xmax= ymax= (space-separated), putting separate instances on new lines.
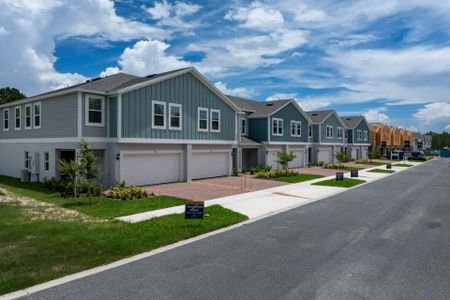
xmin=145 ymin=175 xmax=287 ymax=201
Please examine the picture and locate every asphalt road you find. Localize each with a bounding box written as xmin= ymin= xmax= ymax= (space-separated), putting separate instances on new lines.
xmin=25 ymin=159 xmax=450 ymax=300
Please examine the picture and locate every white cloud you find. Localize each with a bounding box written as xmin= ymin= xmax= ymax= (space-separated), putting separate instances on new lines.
xmin=0 ymin=26 xmax=9 ymax=37
xmin=225 ymin=2 xmax=284 ymax=31
xmin=266 ymin=93 xmax=330 ymax=111
xmin=143 ymin=1 xmax=201 ymax=30
xmin=214 ymin=81 xmax=255 ymax=98
xmin=363 ymin=108 xmax=389 ymax=123
xmin=444 ymin=124 xmax=450 ymax=131
xmin=100 ymin=67 xmax=120 ymax=77
xmin=414 ymin=102 xmax=450 ymax=125
xmin=144 ymin=1 xmax=171 ymax=20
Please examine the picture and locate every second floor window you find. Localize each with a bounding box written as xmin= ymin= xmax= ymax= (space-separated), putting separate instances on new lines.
xmin=198 ymin=107 xmax=208 ymax=131
xmin=152 ymin=101 xmax=166 ymax=129
xmin=3 ymin=109 xmax=9 ymax=131
xmin=241 ymin=118 xmax=246 ymax=135
xmin=15 ymin=106 xmax=21 ymax=130
xmin=291 ymin=121 xmax=301 ymax=137
xmin=33 ymin=102 xmax=41 ymax=129
xmin=363 ymin=131 xmax=368 ymax=141
xmin=272 ymin=118 xmax=283 ymax=136
xmin=337 ymin=127 xmax=343 ymax=139
xmin=357 ymin=130 xmax=363 ymax=140
xmin=86 ymin=96 xmax=104 ymax=127
xmin=326 ymin=125 xmax=333 ymax=138
xmin=169 ymin=103 xmax=181 ymax=130
xmin=25 ymin=104 xmax=32 ymax=129
xmin=210 ymin=109 xmax=220 ymax=132
xmin=308 ymin=125 xmax=312 ymax=138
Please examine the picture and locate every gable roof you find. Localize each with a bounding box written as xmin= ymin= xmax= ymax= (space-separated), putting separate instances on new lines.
xmin=306 ymin=110 xmax=335 ymax=124
xmin=340 ymin=116 xmax=365 ymax=129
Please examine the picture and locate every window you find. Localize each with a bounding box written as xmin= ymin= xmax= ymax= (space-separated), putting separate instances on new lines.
xmin=308 ymin=125 xmax=312 ymax=138
xmin=210 ymin=109 xmax=220 ymax=132
xmin=44 ymin=152 xmax=49 ymax=171
xmin=337 ymin=127 xmax=343 ymax=139
xmin=15 ymin=106 xmax=21 ymax=130
xmin=169 ymin=103 xmax=182 ymax=130
xmin=241 ymin=118 xmax=246 ymax=135
xmin=326 ymin=125 xmax=333 ymax=138
xmin=291 ymin=121 xmax=301 ymax=137
xmin=357 ymin=130 xmax=363 ymax=140
xmin=24 ymin=151 xmax=29 ymax=169
xmin=198 ymin=107 xmax=208 ymax=131
xmin=363 ymin=131 xmax=368 ymax=141
xmin=33 ymin=102 xmax=41 ymax=129
xmin=152 ymin=101 xmax=166 ymax=129
xmin=344 ymin=130 xmax=348 ymax=139
xmin=85 ymin=96 xmax=104 ymax=127
xmin=25 ymin=104 xmax=32 ymax=129
xmin=3 ymin=109 xmax=9 ymax=131
xmin=272 ymin=118 xmax=283 ymax=136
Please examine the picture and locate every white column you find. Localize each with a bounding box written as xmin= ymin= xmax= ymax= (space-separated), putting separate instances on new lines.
xmin=185 ymin=144 xmax=192 ymax=182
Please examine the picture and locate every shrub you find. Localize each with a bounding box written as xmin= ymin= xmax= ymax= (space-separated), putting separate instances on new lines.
xmin=232 ymin=168 xmax=239 ymax=176
xmin=317 ymin=161 xmax=325 ymax=167
xmin=335 ymin=151 xmax=350 ymax=163
xmin=277 ymin=152 xmax=296 ymax=169
xmin=102 ymin=184 xmax=148 ymax=200
xmin=256 ymin=169 xmax=298 ymax=179
xmin=308 ymin=162 xmax=317 ymax=167
xmin=368 ymin=148 xmax=381 ymax=159
xmin=355 ymin=159 xmax=369 ymax=164
xmin=324 ymin=163 xmax=346 ymax=169
xmin=247 ymin=165 xmax=272 ymax=175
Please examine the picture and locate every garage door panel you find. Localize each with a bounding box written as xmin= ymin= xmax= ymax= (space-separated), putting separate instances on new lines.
xmin=290 ymin=150 xmax=305 ymax=168
xmin=192 ymin=152 xmax=230 ymax=179
xmin=318 ymin=149 xmax=331 ymax=163
xmin=267 ymin=151 xmax=281 ymax=170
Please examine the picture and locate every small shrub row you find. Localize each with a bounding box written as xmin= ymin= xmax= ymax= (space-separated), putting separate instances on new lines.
xmin=355 ymin=159 xmax=369 ymax=164
xmin=43 ymin=178 xmax=103 ymax=197
xmin=256 ymin=169 xmax=298 ymax=179
xmin=102 ymin=182 xmax=148 ymax=200
xmin=308 ymin=161 xmax=325 ymax=167
xmin=324 ymin=163 xmax=346 ymax=169
xmin=242 ymin=165 xmax=272 ymax=175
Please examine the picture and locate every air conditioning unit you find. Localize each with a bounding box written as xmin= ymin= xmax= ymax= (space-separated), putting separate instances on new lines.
xmin=21 ymin=169 xmax=31 ymax=182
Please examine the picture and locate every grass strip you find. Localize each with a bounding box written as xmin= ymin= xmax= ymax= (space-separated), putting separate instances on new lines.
xmin=312 ymin=177 xmax=366 ymax=188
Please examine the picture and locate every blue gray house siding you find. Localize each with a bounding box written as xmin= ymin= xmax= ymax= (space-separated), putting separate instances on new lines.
xmin=109 ymin=97 xmax=117 ymax=138
xmin=121 ymin=73 xmax=236 ymax=141
xmin=248 ymin=118 xmax=268 ymax=142
xmin=0 ymin=93 xmax=78 ymax=139
xmin=312 ymin=125 xmax=320 ymax=143
xmin=347 ymin=129 xmax=353 ymax=144
xmin=353 ymin=120 xmax=370 ymax=144
xmin=270 ymin=103 xmax=309 ymax=143
xmin=320 ymin=113 xmax=344 ymax=144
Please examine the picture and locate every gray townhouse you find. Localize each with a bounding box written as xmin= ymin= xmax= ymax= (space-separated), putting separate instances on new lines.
xmin=228 ymin=96 xmax=312 ymax=170
xmin=0 ymin=67 xmax=241 ymax=186
xmin=340 ymin=116 xmax=371 ymax=160
xmin=305 ymin=110 xmax=347 ymax=163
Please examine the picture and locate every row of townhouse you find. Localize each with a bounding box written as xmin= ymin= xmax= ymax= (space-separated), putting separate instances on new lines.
xmin=369 ymin=123 xmax=417 ymax=155
xmin=0 ymin=67 xmax=371 ymax=187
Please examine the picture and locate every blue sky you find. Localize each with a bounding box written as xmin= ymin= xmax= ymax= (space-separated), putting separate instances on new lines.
xmin=1 ymin=0 xmax=450 ymax=132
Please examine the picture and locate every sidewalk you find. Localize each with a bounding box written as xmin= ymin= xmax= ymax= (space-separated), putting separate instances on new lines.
xmin=117 ymin=161 xmax=422 ymax=223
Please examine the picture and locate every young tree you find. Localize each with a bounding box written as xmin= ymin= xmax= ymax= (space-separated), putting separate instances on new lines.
xmin=0 ymin=87 xmax=26 ymax=105
xmin=77 ymin=140 xmax=100 ymax=206
xmin=335 ymin=151 xmax=350 ymax=163
xmin=277 ymin=151 xmax=296 ymax=169
xmin=57 ymin=159 xmax=80 ymax=197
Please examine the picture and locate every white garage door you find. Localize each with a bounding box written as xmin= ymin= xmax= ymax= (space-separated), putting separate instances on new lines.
xmin=290 ymin=150 xmax=305 ymax=168
xmin=351 ymin=148 xmax=358 ymax=160
xmin=121 ymin=152 xmax=182 ymax=186
xmin=318 ymin=149 xmax=331 ymax=163
xmin=192 ymin=151 xmax=230 ymax=179
xmin=266 ymin=151 xmax=281 ymax=170
xmin=362 ymin=148 xmax=368 ymax=159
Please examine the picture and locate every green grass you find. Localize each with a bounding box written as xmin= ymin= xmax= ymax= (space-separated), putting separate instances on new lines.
xmin=0 ymin=176 xmax=185 ymax=219
xmin=312 ymin=177 xmax=366 ymax=188
xmin=0 ymin=177 xmax=248 ymax=295
xmin=393 ymin=163 xmax=414 ymax=167
xmin=368 ymin=169 xmax=396 ymax=174
xmin=273 ymin=174 xmax=324 ymax=183
xmin=356 ymin=161 xmax=385 ymax=166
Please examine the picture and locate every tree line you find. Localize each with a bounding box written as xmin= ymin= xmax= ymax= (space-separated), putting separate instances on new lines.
xmin=0 ymin=87 xmax=26 ymax=105
xmin=426 ymin=131 xmax=450 ymax=149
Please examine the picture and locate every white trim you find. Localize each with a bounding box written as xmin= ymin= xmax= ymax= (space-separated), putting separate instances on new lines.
xmin=118 ymin=138 xmax=235 ymax=145
xmin=168 ymin=103 xmax=182 ymax=131
xmin=192 ymin=149 xmax=232 ymax=154
xmin=272 ymin=118 xmax=283 ymax=136
xmin=264 ymin=141 xmax=311 ymax=145
xmin=363 ymin=130 xmax=368 ymax=141
xmin=290 ymin=120 xmax=301 ymax=137
xmin=33 ymin=102 xmax=42 ymax=129
xmin=121 ymin=150 xmax=183 ymax=156
xmin=85 ymin=95 xmax=105 ymax=127
xmin=308 ymin=125 xmax=312 ymax=138
xmin=3 ymin=108 xmax=9 ymax=131
xmin=357 ymin=129 xmax=363 ymax=140
xmin=210 ymin=109 xmax=221 ymax=133
xmin=118 ymin=94 xmax=122 ymax=138
xmin=14 ymin=106 xmax=21 ymax=130
xmin=241 ymin=117 xmax=247 ymax=136
xmin=325 ymin=125 xmax=333 ymax=139
xmin=152 ymin=100 xmax=167 ymax=129
xmin=0 ymin=137 xmax=110 ymax=144
xmin=24 ymin=104 xmax=32 ymax=130
xmin=197 ymin=107 xmax=209 ymax=132
xmin=337 ymin=126 xmax=343 ymax=139
xmin=310 ymin=142 xmax=346 ymax=146
xmin=267 ymin=118 xmax=271 ymax=142
xmin=77 ymin=92 xmax=82 ymax=137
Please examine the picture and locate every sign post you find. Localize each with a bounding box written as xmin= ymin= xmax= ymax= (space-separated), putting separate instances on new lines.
xmin=336 ymin=172 xmax=344 ymax=181
xmin=185 ymin=201 xmax=204 ymax=219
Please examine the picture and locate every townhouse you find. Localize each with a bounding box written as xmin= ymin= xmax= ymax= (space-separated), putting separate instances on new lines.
xmin=340 ymin=116 xmax=371 ymax=160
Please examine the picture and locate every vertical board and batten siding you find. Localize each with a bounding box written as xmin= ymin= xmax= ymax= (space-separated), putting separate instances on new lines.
xmin=270 ymin=103 xmax=309 ymax=143
xmin=82 ymin=93 xmax=108 ymax=137
xmin=347 ymin=129 xmax=353 ymax=144
xmin=354 ymin=120 xmax=370 ymax=144
xmin=320 ymin=113 xmax=345 ymax=144
xmin=121 ymin=73 xmax=235 ymax=141
xmin=109 ymin=97 xmax=117 ymax=138
xmin=0 ymin=93 xmax=78 ymax=139
xmin=312 ymin=125 xmax=320 ymax=143
xmin=248 ymin=118 xmax=268 ymax=142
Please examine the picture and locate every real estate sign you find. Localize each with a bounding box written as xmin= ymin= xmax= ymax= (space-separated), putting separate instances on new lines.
xmin=185 ymin=201 xmax=205 ymax=219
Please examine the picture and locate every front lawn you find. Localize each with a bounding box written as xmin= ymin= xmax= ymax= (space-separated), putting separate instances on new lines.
xmin=273 ymin=174 xmax=324 ymax=183
xmin=0 ymin=182 xmax=247 ymax=295
xmin=368 ymin=169 xmax=396 ymax=174
xmin=355 ymin=161 xmax=385 ymax=166
xmin=393 ymin=163 xmax=414 ymax=167
xmin=312 ymin=178 xmax=366 ymax=188
xmin=0 ymin=176 xmax=185 ymax=219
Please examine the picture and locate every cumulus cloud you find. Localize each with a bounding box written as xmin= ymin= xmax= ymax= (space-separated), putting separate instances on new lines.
xmin=414 ymin=102 xmax=450 ymax=125
xmin=214 ymin=81 xmax=255 ymax=98
xmin=266 ymin=93 xmax=330 ymax=111
xmin=143 ymin=1 xmax=201 ymax=30
xmin=225 ymin=2 xmax=284 ymax=31
xmin=363 ymin=108 xmax=389 ymax=123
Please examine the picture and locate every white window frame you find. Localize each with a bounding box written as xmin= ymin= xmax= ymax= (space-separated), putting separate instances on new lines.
xmin=357 ymin=130 xmax=363 ymax=140
xmin=344 ymin=129 xmax=348 ymax=139
xmin=337 ymin=127 xmax=343 ymax=139
xmin=14 ymin=106 xmax=21 ymax=130
xmin=44 ymin=151 xmax=50 ymax=171
xmin=25 ymin=104 xmax=32 ymax=130
xmin=272 ymin=118 xmax=283 ymax=136
xmin=197 ymin=107 xmax=209 ymax=132
xmin=290 ymin=121 xmax=301 ymax=137
xmin=3 ymin=108 xmax=9 ymax=131
xmin=210 ymin=109 xmax=221 ymax=133
xmin=326 ymin=125 xmax=333 ymax=139
xmin=363 ymin=130 xmax=368 ymax=141
xmin=241 ymin=118 xmax=247 ymax=135
xmin=33 ymin=102 xmax=42 ymax=129
xmin=308 ymin=125 xmax=312 ymax=138
xmin=85 ymin=96 xmax=105 ymax=127
xmin=152 ymin=100 xmax=166 ymax=129
xmin=168 ymin=103 xmax=182 ymax=130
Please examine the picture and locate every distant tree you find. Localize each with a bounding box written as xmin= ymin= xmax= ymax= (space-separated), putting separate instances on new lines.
xmin=0 ymin=87 xmax=26 ymax=105
xmin=335 ymin=151 xmax=350 ymax=163
xmin=428 ymin=131 xmax=450 ymax=149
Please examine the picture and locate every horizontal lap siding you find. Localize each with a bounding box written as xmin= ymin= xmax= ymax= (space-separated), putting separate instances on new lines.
xmin=270 ymin=103 xmax=309 ymax=142
xmin=122 ymin=73 xmax=235 ymax=141
xmin=82 ymin=93 xmax=108 ymax=137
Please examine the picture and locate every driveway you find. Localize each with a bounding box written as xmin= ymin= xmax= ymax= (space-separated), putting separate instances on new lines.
xmin=20 ymin=159 xmax=450 ymax=300
xmin=145 ymin=175 xmax=287 ymax=201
